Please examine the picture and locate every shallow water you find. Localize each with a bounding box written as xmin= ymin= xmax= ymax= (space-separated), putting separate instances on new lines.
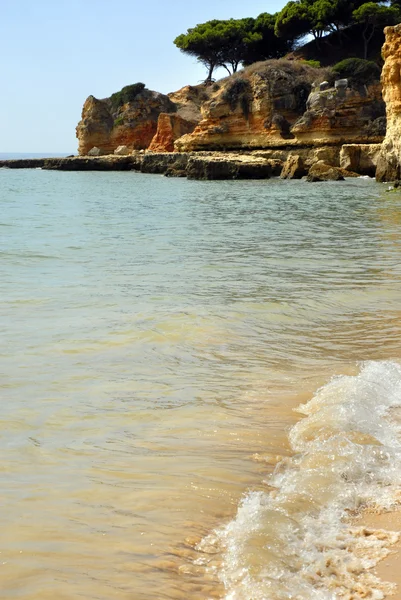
xmin=1 ymin=170 xmax=401 ymax=599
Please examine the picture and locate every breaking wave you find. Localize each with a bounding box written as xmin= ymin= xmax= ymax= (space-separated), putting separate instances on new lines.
xmin=201 ymin=361 xmax=401 ymax=599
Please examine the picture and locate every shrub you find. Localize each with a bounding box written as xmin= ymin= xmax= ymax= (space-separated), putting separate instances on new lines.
xmin=110 ymin=83 xmax=146 ymax=111
xmin=332 ymin=59 xmax=381 ymax=85
xmin=222 ymin=78 xmax=252 ymax=118
xmin=302 ymin=59 xmax=321 ymax=68
xmin=113 ymin=116 xmax=125 ymax=128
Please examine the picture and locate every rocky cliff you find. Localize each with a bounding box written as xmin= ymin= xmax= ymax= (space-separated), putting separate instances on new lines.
xmin=175 ymin=61 xmax=385 ymax=152
xmin=376 ymin=24 xmax=401 ymax=181
xmin=76 ymin=61 xmax=385 ymax=156
xmin=76 ymin=84 xmax=208 ymax=156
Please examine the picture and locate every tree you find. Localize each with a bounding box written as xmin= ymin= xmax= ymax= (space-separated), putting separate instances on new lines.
xmin=353 ymin=2 xmax=401 ymax=57
xmin=174 ymin=20 xmax=228 ymax=82
xmin=216 ymin=18 xmax=262 ymax=75
xmin=275 ymin=0 xmax=384 ymax=42
xmin=275 ymin=1 xmax=315 ymax=41
xmin=174 ymin=16 xmax=290 ymax=81
xmin=242 ymin=12 xmax=294 ymax=64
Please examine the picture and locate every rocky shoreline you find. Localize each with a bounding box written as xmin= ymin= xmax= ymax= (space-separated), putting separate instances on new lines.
xmin=0 ymin=144 xmax=380 ymax=181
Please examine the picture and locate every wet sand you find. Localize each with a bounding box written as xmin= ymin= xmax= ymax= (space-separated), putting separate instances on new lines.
xmin=359 ymin=509 xmax=401 ymax=599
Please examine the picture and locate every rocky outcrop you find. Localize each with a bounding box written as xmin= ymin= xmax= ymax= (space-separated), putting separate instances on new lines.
xmin=186 ymin=155 xmax=277 ymax=180
xmin=340 ymin=144 xmax=382 ymax=177
xmin=76 ymin=89 xmax=176 ymax=155
xmin=175 ymin=61 xmax=385 ymax=152
xmin=148 ymin=114 xmax=197 ymax=152
xmin=76 ymin=62 xmax=385 ymax=157
xmin=306 ymin=161 xmax=345 ymax=182
xmin=281 ymin=155 xmax=306 ymax=179
xmin=376 ymin=24 xmax=401 ymax=182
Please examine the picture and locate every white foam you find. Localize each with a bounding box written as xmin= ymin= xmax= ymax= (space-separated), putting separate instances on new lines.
xmin=211 ymin=361 xmax=401 ymax=599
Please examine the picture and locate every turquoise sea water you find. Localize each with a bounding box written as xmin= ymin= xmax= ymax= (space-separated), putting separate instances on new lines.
xmin=1 ymin=168 xmax=401 ymax=599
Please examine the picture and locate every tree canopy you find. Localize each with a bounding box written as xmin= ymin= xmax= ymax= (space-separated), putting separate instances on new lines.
xmin=174 ymin=1 xmax=401 ymax=80
xmin=353 ymin=2 xmax=401 ymax=57
xmin=174 ymin=16 xmax=294 ymax=82
xmin=275 ymin=0 xmax=385 ymax=41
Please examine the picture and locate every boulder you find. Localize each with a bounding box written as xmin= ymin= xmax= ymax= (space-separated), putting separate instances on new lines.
xmin=114 ymin=145 xmax=130 ymax=155
xmin=88 ymin=146 xmax=107 ymax=156
xmin=307 ymin=161 xmax=345 ymax=182
xmin=335 ymin=79 xmax=348 ymax=90
xmin=280 ymin=154 xmax=306 ymax=179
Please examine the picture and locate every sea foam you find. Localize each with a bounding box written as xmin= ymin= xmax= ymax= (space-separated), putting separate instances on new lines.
xmin=200 ymin=361 xmax=401 ymax=599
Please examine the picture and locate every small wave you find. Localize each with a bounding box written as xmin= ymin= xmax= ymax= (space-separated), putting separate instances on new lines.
xmin=203 ymin=361 xmax=401 ymax=599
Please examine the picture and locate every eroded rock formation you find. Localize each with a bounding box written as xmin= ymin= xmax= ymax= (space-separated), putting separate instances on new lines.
xmin=376 ymin=24 xmax=401 ymax=181
xmin=175 ymin=61 xmax=385 ymax=152
xmin=76 ymin=83 xmax=210 ymax=156
xmin=76 ymin=89 xmax=176 ymax=155
xmin=76 ymin=61 xmax=385 ymax=157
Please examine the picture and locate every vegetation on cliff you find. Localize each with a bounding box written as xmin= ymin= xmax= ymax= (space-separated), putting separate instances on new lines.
xmin=174 ymin=17 xmax=292 ymax=82
xmin=174 ymin=0 xmax=401 ymax=81
xmin=109 ymin=83 xmax=146 ymax=111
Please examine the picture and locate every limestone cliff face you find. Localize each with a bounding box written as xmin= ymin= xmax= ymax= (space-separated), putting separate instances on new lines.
xmin=148 ymin=85 xmax=206 ymax=152
xmin=376 ymin=24 xmax=401 ymax=181
xmin=76 ymin=88 xmax=176 ymax=155
xmin=148 ymin=114 xmax=197 ymax=152
xmin=175 ymin=62 xmax=385 ymax=152
xmin=77 ymin=62 xmax=385 ymax=156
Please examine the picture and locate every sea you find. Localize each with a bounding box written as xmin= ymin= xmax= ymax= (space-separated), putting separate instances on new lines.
xmin=1 ymin=158 xmax=401 ymax=600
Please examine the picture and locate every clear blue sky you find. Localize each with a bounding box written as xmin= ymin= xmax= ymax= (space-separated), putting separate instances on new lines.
xmin=1 ymin=0 xmax=285 ymax=153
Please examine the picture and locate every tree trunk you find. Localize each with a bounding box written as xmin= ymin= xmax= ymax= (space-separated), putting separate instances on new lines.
xmin=206 ymin=62 xmax=215 ymax=83
xmin=363 ymin=24 xmax=375 ymax=60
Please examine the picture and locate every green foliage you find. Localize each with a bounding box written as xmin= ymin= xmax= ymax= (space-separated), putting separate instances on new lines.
xmin=174 ymin=15 xmax=292 ymax=81
xmin=302 ymin=59 xmax=321 ymax=67
xmin=113 ymin=116 xmax=125 ymax=127
xmin=275 ymin=0 xmax=384 ymax=42
xmin=241 ymin=12 xmax=294 ymax=64
xmin=174 ymin=0 xmax=400 ymax=79
xmin=275 ymin=2 xmax=313 ymax=40
xmin=332 ymin=57 xmax=381 ymax=82
xmin=110 ymin=83 xmax=146 ymax=111
xmin=353 ymin=2 xmax=401 ymax=57
xmin=221 ymin=78 xmax=252 ymax=118
xmin=174 ymin=20 xmax=235 ymax=81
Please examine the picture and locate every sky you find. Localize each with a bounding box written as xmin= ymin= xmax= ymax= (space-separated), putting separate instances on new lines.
xmin=0 ymin=0 xmax=285 ymax=153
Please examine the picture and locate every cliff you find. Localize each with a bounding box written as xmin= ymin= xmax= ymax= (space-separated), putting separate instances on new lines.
xmin=76 ymin=84 xmax=209 ymax=156
xmin=76 ymin=61 xmax=385 ymax=157
xmin=175 ymin=61 xmax=385 ymax=152
xmin=376 ymin=24 xmax=401 ymax=182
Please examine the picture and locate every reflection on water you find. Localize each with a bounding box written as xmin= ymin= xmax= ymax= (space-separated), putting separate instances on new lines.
xmin=1 ymin=171 xmax=401 ymax=599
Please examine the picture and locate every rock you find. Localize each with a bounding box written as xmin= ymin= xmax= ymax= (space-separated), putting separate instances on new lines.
xmin=88 ymin=146 xmax=107 ymax=156
xmin=340 ymin=144 xmax=382 ymax=177
xmin=376 ymin=24 xmax=401 ymax=182
xmin=306 ymin=161 xmax=345 ymax=182
xmin=292 ymin=80 xmax=385 ymax=145
xmin=140 ymin=152 xmax=189 ymax=175
xmin=164 ymin=167 xmax=187 ymax=177
xmin=320 ymin=81 xmax=330 ymax=91
xmin=114 ymin=145 xmax=130 ymax=155
xmin=281 ymin=154 xmax=306 ymax=179
xmin=148 ymin=113 xmax=197 ymax=152
xmin=176 ymin=61 xmax=385 ymax=152
xmin=186 ymin=155 xmax=272 ymax=180
xmin=76 ymin=88 xmax=176 ymax=155
xmin=335 ymin=79 xmax=348 ymax=90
